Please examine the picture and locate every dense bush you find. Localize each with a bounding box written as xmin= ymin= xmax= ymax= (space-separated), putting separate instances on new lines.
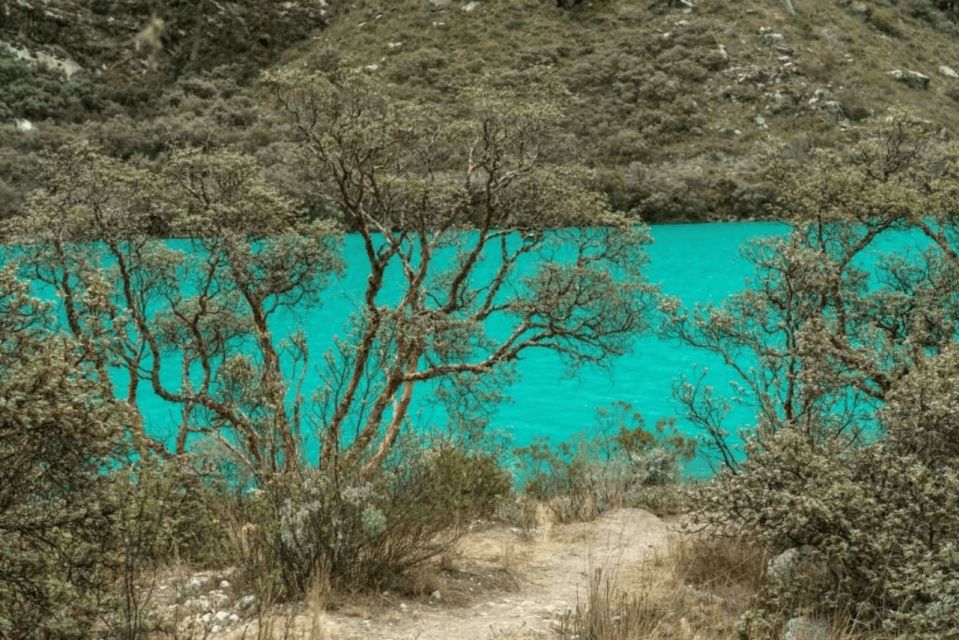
xmin=0 ymin=269 xmax=124 ymax=636
xmin=0 ymin=50 xmax=103 ymax=122
xmin=697 ymin=349 xmax=959 ymax=637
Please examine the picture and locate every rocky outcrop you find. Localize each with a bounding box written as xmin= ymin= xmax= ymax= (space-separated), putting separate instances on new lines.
xmin=888 ymin=68 xmax=931 ymax=89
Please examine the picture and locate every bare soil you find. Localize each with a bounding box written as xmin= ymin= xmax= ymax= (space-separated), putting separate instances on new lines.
xmin=321 ymin=508 xmax=671 ymax=640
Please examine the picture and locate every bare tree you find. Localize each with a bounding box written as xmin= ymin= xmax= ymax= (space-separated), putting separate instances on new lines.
xmin=264 ymin=70 xmax=654 ymax=477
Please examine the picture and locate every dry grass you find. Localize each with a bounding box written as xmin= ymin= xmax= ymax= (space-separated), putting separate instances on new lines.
xmin=555 ymin=536 xmax=767 ymax=640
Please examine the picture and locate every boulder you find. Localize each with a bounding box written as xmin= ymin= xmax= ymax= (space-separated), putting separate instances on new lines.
xmin=183 ymin=596 xmax=211 ymax=613
xmin=940 ymin=65 xmax=959 ymax=79
xmin=14 ymin=119 xmax=34 ymax=133
xmin=236 ymin=594 xmax=257 ymax=611
xmin=888 ymin=69 xmax=930 ymax=89
xmin=783 ymin=615 xmax=830 ymax=640
xmin=767 ymin=546 xmax=829 ymax=590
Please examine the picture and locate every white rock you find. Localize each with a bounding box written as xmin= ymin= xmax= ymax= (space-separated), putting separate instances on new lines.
xmin=768 ymin=546 xmax=829 ymax=589
xmin=365 ymin=63 xmax=380 ymax=71
xmin=462 ymin=1 xmax=479 ymax=12
xmin=219 ymin=580 xmax=231 ymax=590
xmin=888 ymin=68 xmax=930 ymax=89
xmin=186 ymin=576 xmax=207 ymax=593
xmin=213 ymin=610 xmax=232 ymax=623
xmin=183 ymin=596 xmax=210 ymax=612
xmin=236 ymin=594 xmax=256 ymax=610
xmin=14 ymin=118 xmax=34 ymax=133
xmin=940 ymin=65 xmax=959 ymax=79
xmin=210 ymin=625 xmax=223 ymax=634
xmin=783 ymin=615 xmax=830 ymax=640
xmin=430 ymin=590 xmax=442 ymax=601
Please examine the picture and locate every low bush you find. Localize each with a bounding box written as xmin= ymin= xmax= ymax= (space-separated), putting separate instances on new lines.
xmin=234 ymin=441 xmax=512 ymax=598
xmin=515 ymin=403 xmax=695 ymax=522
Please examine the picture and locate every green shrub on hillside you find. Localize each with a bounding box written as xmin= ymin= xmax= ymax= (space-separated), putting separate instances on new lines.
xmin=0 ymin=50 xmax=103 ymax=122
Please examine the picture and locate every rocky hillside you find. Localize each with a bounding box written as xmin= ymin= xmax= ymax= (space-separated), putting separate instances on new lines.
xmin=4 ymin=0 xmax=959 ymax=221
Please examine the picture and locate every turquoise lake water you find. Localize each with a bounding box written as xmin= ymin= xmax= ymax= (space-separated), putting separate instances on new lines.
xmin=103 ymin=221 xmax=783 ymax=476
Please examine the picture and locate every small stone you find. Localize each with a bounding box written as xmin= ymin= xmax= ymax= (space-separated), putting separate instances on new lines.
xmin=759 ymin=28 xmax=787 ymax=47
xmin=210 ymin=625 xmax=223 ymax=634
xmin=754 ymin=115 xmax=767 ymax=127
xmin=219 ymin=580 xmax=231 ymax=590
xmin=940 ymin=65 xmax=959 ymax=79
xmin=462 ymin=1 xmax=479 ymax=12
xmin=213 ymin=610 xmax=231 ymax=623
xmin=14 ymin=119 xmax=34 ymax=132
xmin=236 ymin=594 xmax=256 ymax=610
xmin=364 ymin=63 xmax=380 ymax=71
xmin=430 ymin=590 xmax=442 ymax=601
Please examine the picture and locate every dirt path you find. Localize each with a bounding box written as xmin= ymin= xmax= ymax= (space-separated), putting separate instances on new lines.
xmin=328 ymin=508 xmax=670 ymax=640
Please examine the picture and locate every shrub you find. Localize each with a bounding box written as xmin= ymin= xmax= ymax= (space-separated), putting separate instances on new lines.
xmin=515 ymin=403 xmax=695 ymax=522
xmin=696 ymin=349 xmax=959 ymax=637
xmin=0 ymin=270 xmax=127 ymax=636
xmin=235 ymin=442 xmax=511 ymax=597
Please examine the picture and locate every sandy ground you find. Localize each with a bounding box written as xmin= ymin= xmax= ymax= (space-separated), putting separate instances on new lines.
xmin=317 ymin=508 xmax=671 ymax=640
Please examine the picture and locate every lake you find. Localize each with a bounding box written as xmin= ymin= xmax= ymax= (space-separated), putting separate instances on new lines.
xmin=90 ymin=221 xmax=780 ymax=476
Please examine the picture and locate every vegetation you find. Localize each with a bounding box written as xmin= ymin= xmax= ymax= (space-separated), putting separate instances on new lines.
xmin=515 ymin=402 xmax=695 ymax=521
xmin=9 ymin=1 xmax=959 ymax=222
xmin=0 ymin=67 xmax=654 ymax=633
xmin=660 ymin=115 xmax=959 ymax=637
xmin=3 ymin=2 xmax=959 ymax=639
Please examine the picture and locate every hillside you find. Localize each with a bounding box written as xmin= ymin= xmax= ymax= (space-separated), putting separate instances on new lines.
xmin=4 ymin=0 xmax=959 ymax=221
